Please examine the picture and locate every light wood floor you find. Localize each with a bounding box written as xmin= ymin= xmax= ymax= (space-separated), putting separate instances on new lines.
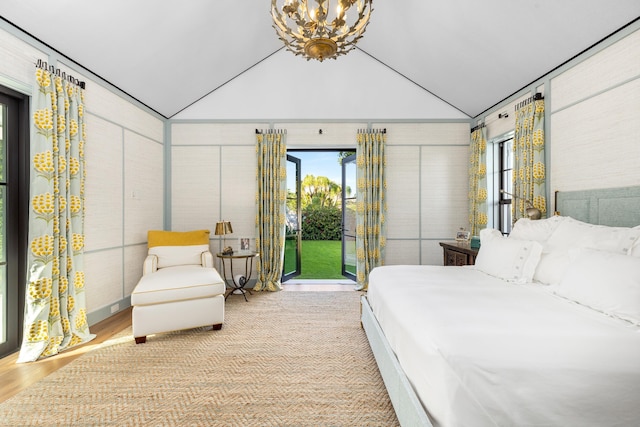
xmin=0 ymin=284 xmax=356 ymax=404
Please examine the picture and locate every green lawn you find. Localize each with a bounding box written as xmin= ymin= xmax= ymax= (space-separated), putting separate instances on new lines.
xmin=284 ymin=239 xmax=344 ymax=279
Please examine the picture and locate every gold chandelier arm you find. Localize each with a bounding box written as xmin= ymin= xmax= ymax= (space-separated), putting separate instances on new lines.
xmin=310 ymin=0 xmax=327 ymax=22
xmin=272 ymin=11 xmax=291 ymax=34
xmin=339 ymin=5 xmax=372 ymax=37
xmin=271 ymin=0 xmax=373 ymax=61
xmin=324 ymin=3 xmax=371 ymax=40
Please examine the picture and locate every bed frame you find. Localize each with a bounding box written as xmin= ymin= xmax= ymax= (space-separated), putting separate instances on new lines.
xmin=362 ymin=185 xmax=640 ymax=427
xmin=361 ymin=297 xmax=433 ymax=426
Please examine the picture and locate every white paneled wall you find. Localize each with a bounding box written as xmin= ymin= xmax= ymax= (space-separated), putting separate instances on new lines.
xmin=124 ymin=131 xmax=164 ymax=244
xmin=220 ymin=146 xmax=256 ymax=241
xmin=386 ymin=146 xmax=421 ymax=240
xmin=83 ymin=81 xmax=164 ymax=143
xmin=422 ymin=240 xmax=447 ymax=266
xmin=385 ymin=240 xmax=421 ymax=265
xmin=82 ymin=93 xmax=163 ymax=321
xmin=550 ymin=80 xmax=640 ymax=192
xmin=381 ymin=123 xmax=471 ymax=266
xmin=383 ymin=122 xmax=470 ymax=146
xmin=172 ymin=123 xmax=266 ymax=146
xmin=84 ymin=114 xmax=124 ymax=252
xmin=171 ymin=146 xmax=221 ymax=232
xmin=170 ymin=122 xmax=267 ymax=255
xmin=421 ymin=146 xmax=469 ymax=238
xmin=124 ymin=245 xmax=149 ymax=297
xmin=275 ymin=122 xmax=367 ymax=148
xmin=550 ymin=29 xmax=640 ymax=112
xmin=0 ymin=27 xmax=44 ymax=89
xmin=549 ymin=27 xmax=640 ymax=198
xmin=85 ymin=249 xmax=124 ymax=313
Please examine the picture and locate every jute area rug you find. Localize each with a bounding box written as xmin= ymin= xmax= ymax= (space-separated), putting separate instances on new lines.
xmin=0 ymin=291 xmax=399 ymax=426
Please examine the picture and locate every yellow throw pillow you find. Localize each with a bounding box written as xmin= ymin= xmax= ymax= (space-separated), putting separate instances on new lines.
xmin=147 ymin=230 xmax=210 ymax=248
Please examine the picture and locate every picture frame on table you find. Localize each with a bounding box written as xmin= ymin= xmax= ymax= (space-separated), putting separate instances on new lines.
xmin=455 ymin=230 xmax=471 ymax=242
xmin=239 ymin=237 xmax=250 ymax=252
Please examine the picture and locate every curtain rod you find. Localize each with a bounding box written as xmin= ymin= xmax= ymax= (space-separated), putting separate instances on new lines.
xmin=255 ymin=129 xmax=287 ymax=134
xmin=470 ymin=123 xmax=485 ymax=133
xmin=36 ymin=59 xmax=86 ymax=89
xmin=358 ymin=128 xmax=386 ymax=134
xmin=515 ymin=92 xmax=543 ymax=110
xmin=255 ymin=128 xmax=387 ymax=135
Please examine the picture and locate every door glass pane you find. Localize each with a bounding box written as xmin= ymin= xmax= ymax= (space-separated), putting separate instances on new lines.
xmin=502 ymin=170 xmax=512 ymax=196
xmin=0 ymin=189 xmax=4 ymax=343
xmin=501 ymin=202 xmax=512 ymax=235
xmin=283 ymin=210 xmax=298 ymax=276
xmin=283 ymin=155 xmax=301 ymax=281
xmin=342 ymin=154 xmax=356 ymax=279
xmin=0 ymin=102 xmax=6 ymax=344
xmin=343 ymin=200 xmax=356 ymax=276
xmin=503 ymin=140 xmax=513 ymax=170
xmin=0 ymin=103 xmax=4 ymax=182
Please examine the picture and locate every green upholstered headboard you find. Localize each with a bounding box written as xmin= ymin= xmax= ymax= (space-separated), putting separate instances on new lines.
xmin=555 ymin=186 xmax=640 ymax=227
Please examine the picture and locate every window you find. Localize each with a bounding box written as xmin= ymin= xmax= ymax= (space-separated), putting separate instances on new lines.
xmin=498 ymin=138 xmax=513 ymax=233
xmin=488 ymin=133 xmax=514 ymax=235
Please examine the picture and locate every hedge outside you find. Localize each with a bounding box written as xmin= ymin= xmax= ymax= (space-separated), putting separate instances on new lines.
xmin=302 ymin=206 xmax=342 ymax=240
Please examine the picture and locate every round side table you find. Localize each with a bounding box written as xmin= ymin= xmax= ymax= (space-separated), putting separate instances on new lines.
xmin=216 ymin=251 xmax=259 ymax=302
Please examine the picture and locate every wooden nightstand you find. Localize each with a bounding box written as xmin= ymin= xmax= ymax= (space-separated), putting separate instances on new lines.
xmin=439 ymin=241 xmax=479 ymax=266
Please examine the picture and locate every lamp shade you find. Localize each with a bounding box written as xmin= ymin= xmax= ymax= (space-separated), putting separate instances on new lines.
xmin=214 ymin=221 xmax=233 ymax=235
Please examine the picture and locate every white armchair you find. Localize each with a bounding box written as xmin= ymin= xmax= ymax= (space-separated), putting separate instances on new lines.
xmin=131 ymin=230 xmax=225 ymax=344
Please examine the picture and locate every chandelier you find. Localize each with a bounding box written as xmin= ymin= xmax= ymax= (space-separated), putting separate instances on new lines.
xmin=271 ymin=0 xmax=374 ymax=62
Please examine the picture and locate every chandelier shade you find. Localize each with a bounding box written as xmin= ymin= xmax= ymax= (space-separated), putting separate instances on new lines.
xmin=271 ymin=0 xmax=374 ymax=62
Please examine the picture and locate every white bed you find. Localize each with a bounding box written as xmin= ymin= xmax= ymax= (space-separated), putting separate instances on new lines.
xmin=362 ymin=187 xmax=640 ymax=427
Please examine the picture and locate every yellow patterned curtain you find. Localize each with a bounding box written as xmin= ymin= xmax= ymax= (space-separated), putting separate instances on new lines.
xmin=254 ymin=130 xmax=287 ymax=292
xmin=513 ymin=95 xmax=546 ymax=221
xmin=468 ymin=125 xmax=488 ymax=236
xmin=18 ymin=63 xmax=94 ymax=362
xmin=355 ymin=129 xmax=386 ymax=291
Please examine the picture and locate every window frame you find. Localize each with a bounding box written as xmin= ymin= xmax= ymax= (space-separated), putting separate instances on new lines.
xmin=488 ymin=131 xmax=514 ymax=235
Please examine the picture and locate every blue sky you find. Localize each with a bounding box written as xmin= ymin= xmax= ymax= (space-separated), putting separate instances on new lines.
xmin=287 ymin=151 xmax=355 ymax=196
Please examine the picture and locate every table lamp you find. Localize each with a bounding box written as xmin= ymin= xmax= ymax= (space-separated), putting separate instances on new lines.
xmin=215 ymin=220 xmax=233 ymax=254
xmin=500 ymin=190 xmax=542 ymax=220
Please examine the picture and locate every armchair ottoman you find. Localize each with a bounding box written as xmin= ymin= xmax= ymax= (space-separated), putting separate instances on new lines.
xmin=131 ymin=230 xmax=225 ymax=344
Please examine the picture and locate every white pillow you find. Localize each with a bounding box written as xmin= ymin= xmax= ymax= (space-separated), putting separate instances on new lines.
xmin=533 ymin=252 xmax=570 ymax=285
xmin=510 ymin=217 xmax=565 ymax=284
xmin=149 ymin=244 xmax=210 ymax=268
xmin=545 ymin=216 xmax=640 ymax=255
xmin=555 ymin=248 xmax=640 ymax=325
xmin=509 ymin=216 xmax=565 ymax=243
xmin=532 ymin=217 xmax=640 ymax=285
xmin=474 ymin=228 xmax=543 ymax=284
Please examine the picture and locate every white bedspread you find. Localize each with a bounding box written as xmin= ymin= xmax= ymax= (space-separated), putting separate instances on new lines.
xmin=367 ymin=265 xmax=640 ymax=427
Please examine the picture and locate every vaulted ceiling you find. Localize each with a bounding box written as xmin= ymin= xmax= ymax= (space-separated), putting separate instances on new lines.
xmin=1 ymin=1 xmax=638 ymax=119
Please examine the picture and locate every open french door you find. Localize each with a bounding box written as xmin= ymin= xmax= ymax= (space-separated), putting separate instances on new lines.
xmin=282 ymin=154 xmax=301 ymax=282
xmin=0 ymin=88 xmax=28 ymax=358
xmin=341 ymin=153 xmax=357 ymax=281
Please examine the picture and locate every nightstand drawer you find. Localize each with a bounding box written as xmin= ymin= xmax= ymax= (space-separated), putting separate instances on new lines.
xmin=439 ymin=241 xmax=478 ymax=266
